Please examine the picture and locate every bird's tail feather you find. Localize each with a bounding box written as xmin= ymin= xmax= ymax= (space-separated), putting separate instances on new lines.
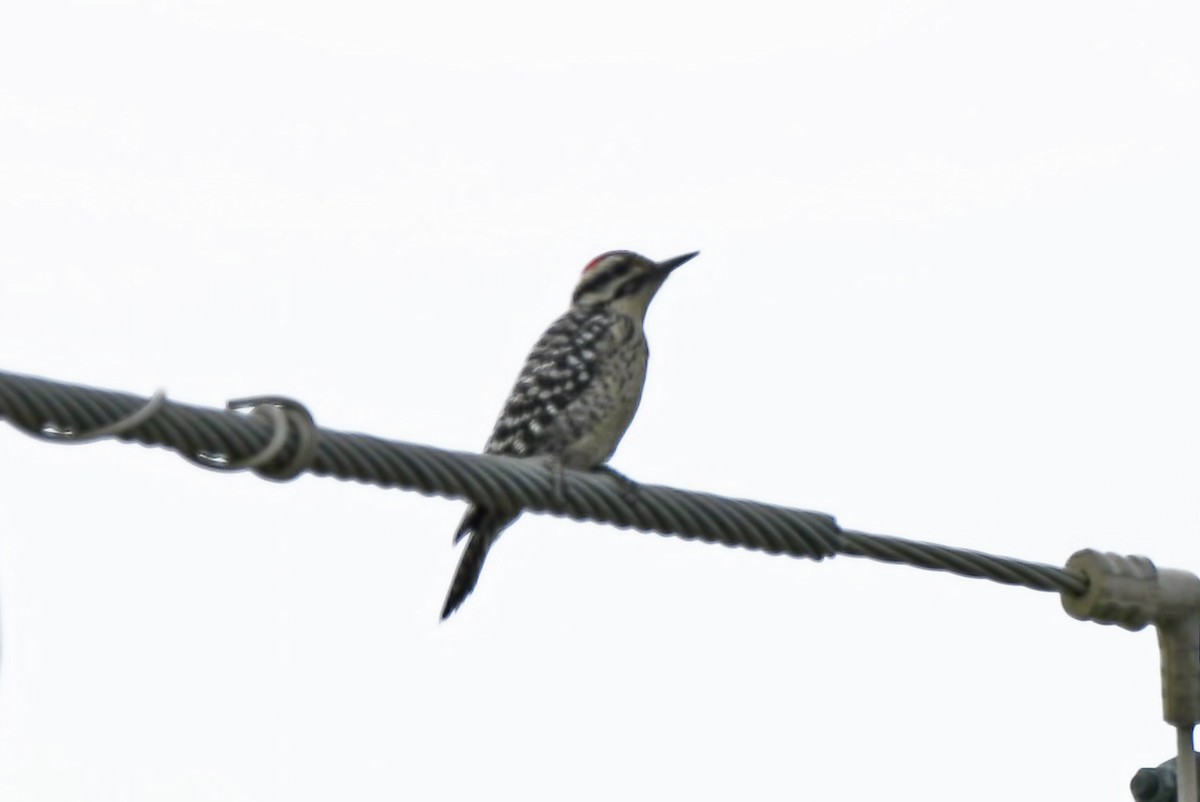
xmin=442 ymin=507 xmax=518 ymax=619
xmin=453 ymin=506 xmax=485 ymax=544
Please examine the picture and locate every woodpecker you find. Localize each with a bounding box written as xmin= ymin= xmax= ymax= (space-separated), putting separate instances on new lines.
xmin=442 ymin=249 xmax=698 ymax=619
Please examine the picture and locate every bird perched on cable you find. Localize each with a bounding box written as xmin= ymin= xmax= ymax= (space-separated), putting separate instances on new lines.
xmin=442 ymin=249 xmax=698 ymax=619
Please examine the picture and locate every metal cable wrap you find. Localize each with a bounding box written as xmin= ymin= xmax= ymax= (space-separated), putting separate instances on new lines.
xmin=0 ymin=369 xmax=1087 ymax=596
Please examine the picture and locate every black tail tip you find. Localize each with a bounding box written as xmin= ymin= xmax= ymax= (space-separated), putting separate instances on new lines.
xmin=441 ymin=592 xmax=465 ymax=620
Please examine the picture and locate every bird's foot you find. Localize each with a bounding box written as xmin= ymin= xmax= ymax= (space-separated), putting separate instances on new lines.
xmin=593 ymin=465 xmax=641 ymax=505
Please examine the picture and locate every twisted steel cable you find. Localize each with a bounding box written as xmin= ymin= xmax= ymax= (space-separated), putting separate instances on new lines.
xmin=0 ymin=369 xmax=1088 ymax=597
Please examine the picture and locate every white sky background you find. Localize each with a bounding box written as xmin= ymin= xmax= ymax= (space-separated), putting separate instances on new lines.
xmin=1 ymin=1 xmax=1198 ymax=799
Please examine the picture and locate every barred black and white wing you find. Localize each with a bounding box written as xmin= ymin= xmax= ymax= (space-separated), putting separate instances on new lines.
xmin=481 ymin=306 xmax=615 ymax=458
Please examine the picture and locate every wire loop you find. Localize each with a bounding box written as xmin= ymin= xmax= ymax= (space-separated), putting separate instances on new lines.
xmin=184 ymin=396 xmax=315 ymax=480
xmin=233 ymin=395 xmax=318 ymax=482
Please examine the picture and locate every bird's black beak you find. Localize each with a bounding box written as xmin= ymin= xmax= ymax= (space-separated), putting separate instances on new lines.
xmin=657 ymin=251 xmax=699 ymax=275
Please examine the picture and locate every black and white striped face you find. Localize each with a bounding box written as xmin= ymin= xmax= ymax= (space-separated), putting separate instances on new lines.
xmin=571 ymin=250 xmax=698 ymax=313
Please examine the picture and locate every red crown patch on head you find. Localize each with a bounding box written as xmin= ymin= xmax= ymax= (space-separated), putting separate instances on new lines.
xmin=581 ymin=251 xmax=636 ymax=274
xmin=581 ymin=253 xmax=612 ymax=274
